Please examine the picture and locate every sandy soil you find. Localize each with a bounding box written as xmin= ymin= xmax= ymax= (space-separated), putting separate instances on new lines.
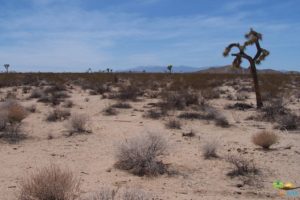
xmin=0 ymin=85 xmax=299 ymax=200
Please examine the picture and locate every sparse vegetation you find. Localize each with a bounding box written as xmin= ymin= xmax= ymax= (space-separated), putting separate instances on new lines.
xmin=115 ymin=133 xmax=167 ymax=176
xmin=252 ymin=131 xmax=279 ymax=149
xmin=111 ymin=102 xmax=132 ymax=109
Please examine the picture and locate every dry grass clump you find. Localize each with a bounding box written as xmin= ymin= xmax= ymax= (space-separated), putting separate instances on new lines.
xmin=47 ymin=108 xmax=71 ymax=122
xmin=202 ymin=140 xmax=219 ymax=159
xmin=87 ymin=188 xmax=150 ymax=200
xmin=252 ymin=131 xmax=279 ymax=149
xmin=165 ymin=118 xmax=181 ymax=129
xmin=115 ymin=133 xmax=168 ymax=176
xmin=69 ymin=114 xmax=89 ymax=135
xmin=103 ymin=106 xmax=118 ymax=116
xmin=227 ymin=155 xmax=259 ymax=177
xmin=19 ymin=164 xmax=80 ymax=200
xmin=111 ymin=102 xmax=132 ymax=109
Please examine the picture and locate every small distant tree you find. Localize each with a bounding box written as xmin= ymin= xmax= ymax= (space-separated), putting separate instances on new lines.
xmin=106 ymin=68 xmax=110 ymax=73
xmin=87 ymin=68 xmax=92 ymax=73
xmin=167 ymin=65 xmax=173 ymax=74
xmin=4 ymin=64 xmax=10 ymax=73
xmin=223 ymin=28 xmax=270 ymax=108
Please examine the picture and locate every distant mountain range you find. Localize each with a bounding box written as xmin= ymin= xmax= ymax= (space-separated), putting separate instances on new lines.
xmin=122 ymin=65 xmax=203 ymax=73
xmin=120 ymin=65 xmax=299 ymax=74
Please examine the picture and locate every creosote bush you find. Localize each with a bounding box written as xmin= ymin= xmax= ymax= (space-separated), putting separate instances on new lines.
xmin=115 ymin=133 xmax=167 ymax=176
xmin=19 ymin=164 xmax=80 ymax=200
xmin=252 ymin=131 xmax=279 ymax=149
xmin=1 ymin=100 xmax=28 ymax=123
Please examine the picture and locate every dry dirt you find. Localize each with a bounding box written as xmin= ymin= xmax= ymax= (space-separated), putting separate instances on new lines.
xmin=0 ymin=85 xmax=299 ymax=200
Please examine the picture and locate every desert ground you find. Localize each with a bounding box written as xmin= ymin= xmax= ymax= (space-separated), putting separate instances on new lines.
xmin=0 ymin=73 xmax=300 ymax=200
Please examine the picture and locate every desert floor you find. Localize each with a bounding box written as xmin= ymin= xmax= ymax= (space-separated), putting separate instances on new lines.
xmin=0 ymin=83 xmax=300 ymax=200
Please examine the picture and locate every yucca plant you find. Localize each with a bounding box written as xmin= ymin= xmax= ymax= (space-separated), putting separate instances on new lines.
xmin=223 ymin=28 xmax=270 ymax=108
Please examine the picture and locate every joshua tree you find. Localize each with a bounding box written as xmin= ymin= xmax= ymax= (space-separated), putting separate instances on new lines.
xmin=167 ymin=65 xmax=173 ymax=74
xmin=106 ymin=68 xmax=110 ymax=73
xmin=223 ymin=28 xmax=270 ymax=108
xmin=4 ymin=64 xmax=10 ymax=73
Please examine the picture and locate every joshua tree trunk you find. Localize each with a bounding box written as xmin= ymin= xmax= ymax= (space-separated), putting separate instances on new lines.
xmin=249 ymin=62 xmax=263 ymax=108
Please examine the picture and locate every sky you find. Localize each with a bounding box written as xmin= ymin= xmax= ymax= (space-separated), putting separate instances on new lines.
xmin=0 ymin=0 xmax=299 ymax=72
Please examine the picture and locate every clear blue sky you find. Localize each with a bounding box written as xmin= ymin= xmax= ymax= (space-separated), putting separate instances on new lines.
xmin=0 ymin=0 xmax=299 ymax=72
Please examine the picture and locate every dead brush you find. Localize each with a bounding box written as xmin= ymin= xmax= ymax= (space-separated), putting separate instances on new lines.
xmin=46 ymin=109 xmax=71 ymax=122
xmin=103 ymin=106 xmax=118 ymax=116
xmin=165 ymin=118 xmax=181 ymax=129
xmin=227 ymin=155 xmax=259 ymax=177
xmin=144 ymin=109 xmax=165 ymax=119
xmin=111 ymin=102 xmax=132 ymax=109
xmin=275 ymin=113 xmax=298 ymax=130
xmin=68 ymin=114 xmax=89 ymax=135
xmin=1 ymin=123 xmax=26 ymax=143
xmin=252 ymin=131 xmax=279 ymax=149
xmin=202 ymin=140 xmax=219 ymax=159
xmin=115 ymin=133 xmax=168 ymax=176
xmin=19 ymin=164 xmax=80 ymax=200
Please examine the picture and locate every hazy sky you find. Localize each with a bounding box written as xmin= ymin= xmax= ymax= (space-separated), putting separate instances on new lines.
xmin=0 ymin=0 xmax=299 ymax=72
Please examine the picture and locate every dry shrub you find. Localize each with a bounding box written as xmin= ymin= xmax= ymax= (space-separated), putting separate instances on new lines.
xmin=225 ymin=103 xmax=253 ymax=111
xmin=88 ymin=188 xmax=118 ymax=200
xmin=122 ymin=188 xmax=150 ymax=200
xmin=178 ymin=112 xmax=202 ymax=120
xmin=29 ymin=89 xmax=43 ymax=99
xmin=26 ymin=105 xmax=37 ymax=113
xmin=116 ymin=85 xmax=142 ymax=101
xmin=0 ymin=112 xmax=8 ymax=131
xmin=63 ymin=100 xmax=74 ymax=108
xmin=227 ymin=156 xmax=259 ymax=177
xmin=111 ymin=102 xmax=132 ymax=109
xmin=182 ymin=130 xmax=196 ymax=137
xmin=144 ymin=109 xmax=165 ymax=119
xmin=1 ymin=100 xmax=27 ymax=123
xmin=215 ymin=116 xmax=230 ymax=128
xmin=69 ymin=114 xmax=89 ymax=135
xmin=202 ymin=140 xmax=219 ymax=159
xmin=103 ymin=106 xmax=118 ymax=116
xmin=261 ymin=98 xmax=287 ymax=121
xmin=87 ymin=188 xmax=150 ymax=200
xmin=236 ymin=92 xmax=249 ymax=101
xmin=115 ymin=133 xmax=167 ymax=176
xmin=47 ymin=109 xmax=71 ymax=122
xmin=252 ymin=131 xmax=279 ymax=149
xmin=19 ymin=164 xmax=80 ymax=200
xmin=1 ymin=123 xmax=26 ymax=143
xmin=276 ymin=114 xmax=298 ymax=130
xmin=160 ymin=90 xmax=199 ymax=110
xmin=165 ymin=118 xmax=181 ymax=129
